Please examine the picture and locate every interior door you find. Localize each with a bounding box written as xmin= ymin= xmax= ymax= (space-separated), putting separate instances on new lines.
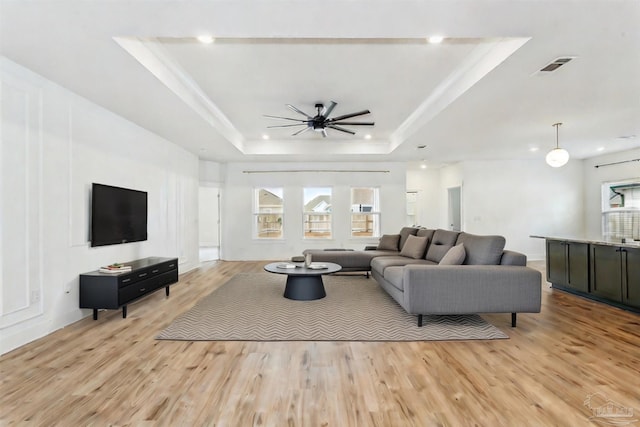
xmin=448 ymin=186 xmax=462 ymax=231
xmin=198 ymin=185 xmax=220 ymax=261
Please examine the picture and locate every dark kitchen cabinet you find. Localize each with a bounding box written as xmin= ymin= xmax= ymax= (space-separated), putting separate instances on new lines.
xmin=546 ymin=240 xmax=589 ymax=293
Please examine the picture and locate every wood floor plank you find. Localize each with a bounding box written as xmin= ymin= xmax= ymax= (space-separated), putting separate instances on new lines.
xmin=1 ymin=260 xmax=640 ymax=426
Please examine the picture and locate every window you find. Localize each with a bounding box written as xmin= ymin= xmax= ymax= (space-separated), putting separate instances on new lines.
xmin=304 ymin=187 xmax=332 ymax=239
xmin=602 ymin=180 xmax=640 ymax=240
xmin=351 ymin=187 xmax=380 ymax=237
xmin=254 ymin=187 xmax=283 ymax=239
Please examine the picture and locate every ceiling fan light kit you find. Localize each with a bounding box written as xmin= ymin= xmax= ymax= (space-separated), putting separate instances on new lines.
xmin=546 ymin=122 xmax=570 ymax=167
xmin=265 ymin=101 xmax=374 ymax=138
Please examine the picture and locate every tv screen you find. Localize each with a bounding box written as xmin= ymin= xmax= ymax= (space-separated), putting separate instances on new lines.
xmin=90 ymin=183 xmax=148 ymax=247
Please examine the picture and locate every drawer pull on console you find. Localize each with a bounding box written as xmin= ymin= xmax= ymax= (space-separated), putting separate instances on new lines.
xmin=140 ymin=288 xmax=146 ymax=292
xmin=152 ymin=269 xmax=159 ymax=273
xmin=138 ymin=272 xmax=147 ymax=278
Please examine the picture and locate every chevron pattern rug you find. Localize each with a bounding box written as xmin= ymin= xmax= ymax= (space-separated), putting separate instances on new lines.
xmin=157 ymin=273 xmax=508 ymax=341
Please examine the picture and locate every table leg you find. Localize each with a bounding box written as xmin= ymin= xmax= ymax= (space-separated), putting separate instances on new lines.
xmin=283 ymin=275 xmax=327 ymax=300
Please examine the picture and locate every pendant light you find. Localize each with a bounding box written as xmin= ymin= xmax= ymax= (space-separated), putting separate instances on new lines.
xmin=545 ymin=122 xmax=570 ymax=167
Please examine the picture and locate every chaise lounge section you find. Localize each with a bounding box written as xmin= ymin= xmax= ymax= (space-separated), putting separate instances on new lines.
xmin=304 ymin=227 xmax=542 ymax=326
xmin=302 ymin=226 xmax=423 ymax=274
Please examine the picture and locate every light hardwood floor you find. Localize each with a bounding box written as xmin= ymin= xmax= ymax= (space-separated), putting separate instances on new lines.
xmin=1 ymin=260 xmax=639 ymax=426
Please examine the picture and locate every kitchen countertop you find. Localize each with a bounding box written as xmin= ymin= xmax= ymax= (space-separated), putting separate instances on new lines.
xmin=530 ymin=235 xmax=640 ymax=248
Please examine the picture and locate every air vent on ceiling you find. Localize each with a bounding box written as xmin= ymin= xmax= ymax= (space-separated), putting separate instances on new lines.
xmin=538 ymin=56 xmax=575 ymax=73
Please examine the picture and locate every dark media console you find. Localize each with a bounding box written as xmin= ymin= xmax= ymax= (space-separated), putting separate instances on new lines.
xmin=80 ymin=257 xmax=178 ymax=320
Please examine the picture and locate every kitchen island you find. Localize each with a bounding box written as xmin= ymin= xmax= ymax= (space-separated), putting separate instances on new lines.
xmin=533 ymin=235 xmax=640 ymax=312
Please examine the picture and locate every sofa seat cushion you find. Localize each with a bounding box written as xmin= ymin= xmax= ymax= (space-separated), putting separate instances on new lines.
xmin=383 ymin=266 xmax=405 ymax=291
xmin=456 ymin=232 xmax=506 ymax=265
xmin=399 ymin=235 xmax=430 ymax=259
xmin=371 ymin=256 xmax=435 ymax=275
xmin=425 ymin=229 xmax=460 ymax=263
xmin=302 ymin=249 xmax=379 ymax=269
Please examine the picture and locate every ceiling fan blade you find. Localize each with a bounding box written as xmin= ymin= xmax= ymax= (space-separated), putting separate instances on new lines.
xmin=263 ymin=114 xmax=307 ymax=122
xmin=327 ymin=110 xmax=371 ymax=122
xmin=321 ymin=101 xmax=337 ymax=118
xmin=331 ymin=121 xmax=375 ymax=126
xmin=321 ymin=129 xmax=328 ymax=138
xmin=286 ymin=104 xmax=312 ymax=118
xmin=267 ymin=123 xmax=308 ymax=128
xmin=292 ymin=126 xmax=312 ymax=136
xmin=327 ymin=125 xmax=356 ymax=135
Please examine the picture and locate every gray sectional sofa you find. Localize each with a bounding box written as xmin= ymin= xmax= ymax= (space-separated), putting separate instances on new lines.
xmin=303 ymin=227 xmax=542 ymax=327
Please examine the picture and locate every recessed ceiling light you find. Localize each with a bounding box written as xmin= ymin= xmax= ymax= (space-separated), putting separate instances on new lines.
xmin=262 ymin=134 xmax=270 ymax=140
xmin=597 ymin=146 xmax=605 ymax=152
xmin=428 ymin=35 xmax=444 ymax=44
xmin=364 ymin=134 xmax=372 ymax=140
xmin=420 ymin=163 xmax=427 ymax=169
xmin=529 ymin=147 xmax=539 ymax=152
xmin=197 ymin=35 xmax=214 ymax=44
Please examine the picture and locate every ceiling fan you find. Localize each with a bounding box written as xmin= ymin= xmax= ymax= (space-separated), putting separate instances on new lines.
xmin=264 ymin=101 xmax=374 ymax=137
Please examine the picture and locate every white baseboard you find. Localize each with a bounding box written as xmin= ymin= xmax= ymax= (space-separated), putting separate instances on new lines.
xmin=0 ymin=309 xmax=86 ymax=356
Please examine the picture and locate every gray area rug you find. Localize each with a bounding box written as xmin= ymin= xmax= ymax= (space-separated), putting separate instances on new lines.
xmin=157 ymin=273 xmax=508 ymax=342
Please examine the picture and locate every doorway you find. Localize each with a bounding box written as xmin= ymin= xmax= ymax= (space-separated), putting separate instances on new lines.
xmin=448 ymin=186 xmax=462 ymax=232
xmin=199 ymin=185 xmax=220 ymax=261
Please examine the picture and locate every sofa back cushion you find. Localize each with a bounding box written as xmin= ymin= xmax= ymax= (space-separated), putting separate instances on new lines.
xmin=377 ymin=234 xmax=400 ymax=251
xmin=398 ymin=227 xmax=420 ymax=250
xmin=399 ymin=235 xmax=430 ymax=259
xmin=425 ymin=229 xmax=460 ymax=263
xmin=416 ymin=228 xmax=435 ymax=253
xmin=456 ymin=232 xmax=506 ymax=265
xmin=416 ymin=228 xmax=435 ymax=240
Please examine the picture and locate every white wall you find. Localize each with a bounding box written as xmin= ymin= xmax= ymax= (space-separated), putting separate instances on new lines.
xmin=219 ymin=159 xmax=585 ymax=261
xmin=220 ymin=162 xmax=407 ymax=260
xmin=1 ymin=57 xmax=199 ymax=355
xmin=199 ymin=160 xmax=225 ymax=184
xmin=406 ymin=160 xmax=584 ymax=260
xmin=406 ymin=168 xmax=442 ymax=227
xmin=458 ymin=160 xmax=584 ymax=259
xmin=583 ymin=147 xmax=640 ymax=239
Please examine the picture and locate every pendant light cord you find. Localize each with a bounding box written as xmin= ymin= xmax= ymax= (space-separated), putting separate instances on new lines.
xmin=553 ymin=122 xmax=562 ymax=149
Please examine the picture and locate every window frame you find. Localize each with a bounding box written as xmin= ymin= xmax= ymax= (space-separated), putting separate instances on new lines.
xmin=303 ymin=186 xmax=333 ymax=240
xmin=350 ymin=187 xmax=381 ymax=238
xmin=253 ymin=187 xmax=284 ymax=240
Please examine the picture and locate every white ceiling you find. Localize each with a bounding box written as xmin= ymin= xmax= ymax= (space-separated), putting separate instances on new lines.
xmin=2 ymin=1 xmax=639 ymax=168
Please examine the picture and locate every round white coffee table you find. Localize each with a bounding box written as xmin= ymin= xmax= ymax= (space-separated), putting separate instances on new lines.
xmin=264 ymin=262 xmax=342 ymax=300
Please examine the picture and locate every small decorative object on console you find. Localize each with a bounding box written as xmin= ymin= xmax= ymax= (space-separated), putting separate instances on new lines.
xmin=98 ymin=263 xmax=132 ymax=274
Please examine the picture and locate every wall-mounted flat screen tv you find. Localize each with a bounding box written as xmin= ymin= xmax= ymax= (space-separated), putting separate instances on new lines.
xmin=90 ymin=183 xmax=148 ymax=247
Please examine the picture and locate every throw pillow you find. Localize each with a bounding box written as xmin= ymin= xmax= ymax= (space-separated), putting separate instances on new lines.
xmin=439 ymin=244 xmax=466 ymax=265
xmin=399 ymin=235 xmax=429 ymax=259
xmin=377 ymin=234 xmax=400 ymax=251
